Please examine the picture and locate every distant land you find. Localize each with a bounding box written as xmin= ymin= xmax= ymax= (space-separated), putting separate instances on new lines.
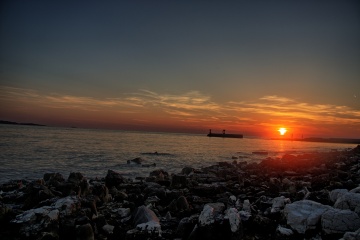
xmin=272 ymin=137 xmax=360 ymax=144
xmin=0 ymin=120 xmax=46 ymax=127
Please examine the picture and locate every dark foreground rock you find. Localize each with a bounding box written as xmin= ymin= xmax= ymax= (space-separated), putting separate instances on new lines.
xmin=1 ymin=146 xmax=360 ymax=239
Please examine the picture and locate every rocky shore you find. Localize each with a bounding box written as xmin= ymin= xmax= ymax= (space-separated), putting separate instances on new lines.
xmin=1 ymin=146 xmax=360 ymax=240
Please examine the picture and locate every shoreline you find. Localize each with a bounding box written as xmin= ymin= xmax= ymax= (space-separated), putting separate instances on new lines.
xmin=1 ymin=145 xmax=360 ymax=239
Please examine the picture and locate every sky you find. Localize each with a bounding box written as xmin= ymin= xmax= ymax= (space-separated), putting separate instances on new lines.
xmin=1 ymin=0 xmax=359 ymax=138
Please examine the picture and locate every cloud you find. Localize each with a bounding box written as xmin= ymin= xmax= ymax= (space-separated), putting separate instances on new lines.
xmin=1 ymin=86 xmax=359 ymax=129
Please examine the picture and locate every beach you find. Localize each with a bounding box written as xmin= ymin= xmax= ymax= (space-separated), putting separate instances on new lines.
xmin=1 ymin=145 xmax=360 ymax=239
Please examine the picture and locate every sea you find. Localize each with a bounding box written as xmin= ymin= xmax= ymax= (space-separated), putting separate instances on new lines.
xmin=0 ymin=124 xmax=357 ymax=183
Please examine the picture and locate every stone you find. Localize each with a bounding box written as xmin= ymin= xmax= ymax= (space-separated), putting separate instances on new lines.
xmin=53 ymin=196 xmax=81 ymax=216
xmin=67 ymin=172 xmax=84 ymax=184
xmin=102 ymin=224 xmax=114 ymax=235
xmin=321 ymin=209 xmax=360 ymax=235
xmin=271 ymin=196 xmax=290 ymax=213
xmin=77 ymin=223 xmax=94 ymax=240
xmin=350 ymin=186 xmax=360 ymax=194
xmin=341 ymin=228 xmax=360 ymax=240
xmin=133 ymin=205 xmax=160 ymax=231
xmin=334 ymin=192 xmax=360 ymax=214
xmin=127 ymin=157 xmax=144 ymax=164
xmin=330 ymin=189 xmax=348 ymax=203
xmin=181 ymin=167 xmax=194 ymax=175
xmin=198 ymin=205 xmax=215 ymax=226
xmin=11 ymin=206 xmax=59 ymax=238
xmin=276 ymin=225 xmax=294 ymax=236
xmin=225 ymin=208 xmax=241 ymax=233
xmin=176 ymin=196 xmax=190 ymax=211
xmin=105 ymin=170 xmax=125 ymax=188
xmin=171 ymin=174 xmax=187 ymax=188
xmin=284 ymin=200 xmax=331 ymax=234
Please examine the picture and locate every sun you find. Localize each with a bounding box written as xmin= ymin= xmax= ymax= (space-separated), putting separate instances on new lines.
xmin=278 ymin=128 xmax=287 ymax=135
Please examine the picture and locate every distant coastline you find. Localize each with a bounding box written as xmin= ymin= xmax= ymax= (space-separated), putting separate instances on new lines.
xmin=272 ymin=137 xmax=360 ymax=144
xmin=0 ymin=120 xmax=46 ymax=127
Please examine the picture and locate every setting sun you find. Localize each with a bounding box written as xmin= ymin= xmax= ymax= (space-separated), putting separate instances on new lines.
xmin=278 ymin=128 xmax=287 ymax=135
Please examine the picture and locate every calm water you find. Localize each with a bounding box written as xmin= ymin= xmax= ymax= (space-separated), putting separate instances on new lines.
xmin=0 ymin=125 xmax=356 ymax=183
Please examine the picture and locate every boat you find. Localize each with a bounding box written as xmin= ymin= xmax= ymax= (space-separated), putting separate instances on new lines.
xmin=207 ymin=129 xmax=243 ymax=138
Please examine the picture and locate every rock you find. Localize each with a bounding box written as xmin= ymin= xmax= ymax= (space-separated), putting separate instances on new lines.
xmin=11 ymin=206 xmax=59 ymax=238
xmin=330 ymin=189 xmax=348 ymax=202
xmin=149 ymin=169 xmax=169 ymax=180
xmin=127 ymin=157 xmax=144 ymax=164
xmin=44 ymin=173 xmax=65 ymax=187
xmin=284 ymin=200 xmax=331 ymax=234
xmin=92 ymin=182 xmax=111 ymax=203
xmin=76 ymin=223 xmax=94 ymax=240
xmin=350 ymin=186 xmax=360 ymax=193
xmin=276 ymin=225 xmax=294 ymax=236
xmin=23 ymin=183 xmax=55 ymax=210
xmin=225 ymin=208 xmax=242 ymax=233
xmin=67 ymin=172 xmax=85 ymax=184
xmin=53 ymin=196 xmax=81 ymax=216
xmin=171 ymin=174 xmax=187 ymax=188
xmin=341 ymin=228 xmax=360 ymax=240
xmin=334 ymin=192 xmax=360 ymax=214
xmin=181 ymin=167 xmax=194 ymax=175
xmin=102 ymin=224 xmax=114 ymax=235
xmin=176 ymin=215 xmax=199 ymax=239
xmin=198 ymin=204 xmax=215 ymax=226
xmin=105 ymin=170 xmax=125 ymax=188
xmin=271 ymin=196 xmax=290 ymax=213
xmin=321 ymin=209 xmax=360 ymax=235
xmin=133 ymin=205 xmax=161 ymax=232
xmin=176 ymin=196 xmax=190 ymax=211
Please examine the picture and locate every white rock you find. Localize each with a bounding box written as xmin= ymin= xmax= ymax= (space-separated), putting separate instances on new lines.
xmin=225 ymin=208 xmax=241 ymax=233
xmin=284 ymin=200 xmax=331 ymax=234
xmin=11 ymin=206 xmax=59 ymax=237
xmin=321 ymin=209 xmax=360 ymax=235
xmin=242 ymin=199 xmax=251 ymax=214
xmin=117 ymin=208 xmax=131 ymax=218
xmin=102 ymin=224 xmax=114 ymax=235
xmin=276 ymin=225 xmax=293 ymax=236
xmin=330 ymin=189 xmax=349 ymax=203
xmin=199 ymin=205 xmax=214 ymax=226
xmin=137 ymin=220 xmax=161 ymax=232
xmin=133 ymin=206 xmax=160 ymax=226
xmin=334 ymin=192 xmax=360 ymax=214
xmin=53 ymin=196 xmax=81 ymax=216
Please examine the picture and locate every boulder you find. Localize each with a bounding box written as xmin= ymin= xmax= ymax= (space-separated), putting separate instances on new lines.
xmin=181 ymin=167 xmax=194 ymax=175
xmin=321 ymin=209 xmax=360 ymax=235
xmin=105 ymin=170 xmax=125 ymax=188
xmin=127 ymin=157 xmax=144 ymax=164
xmin=284 ymin=200 xmax=331 ymax=234
xmin=133 ymin=206 xmax=161 ymax=232
xmin=225 ymin=208 xmax=242 ymax=233
xmin=271 ymin=196 xmax=290 ymax=213
xmin=334 ymin=192 xmax=360 ymax=214
xmin=171 ymin=174 xmax=187 ymax=188
xmin=77 ymin=223 xmax=94 ymax=240
xmin=330 ymin=189 xmax=348 ymax=203
xmin=11 ymin=206 xmax=59 ymax=238
xmin=53 ymin=196 xmax=81 ymax=216
xmin=341 ymin=228 xmax=360 ymax=240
